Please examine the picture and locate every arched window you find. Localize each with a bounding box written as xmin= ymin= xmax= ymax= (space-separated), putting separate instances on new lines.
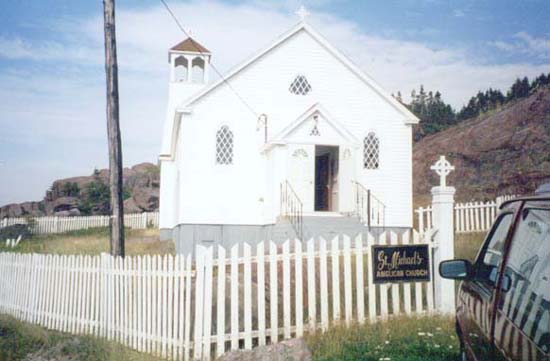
xmin=174 ymin=56 xmax=188 ymax=82
xmin=191 ymin=57 xmax=205 ymax=83
xmin=289 ymin=75 xmax=312 ymax=95
xmin=216 ymin=126 xmax=233 ymax=165
xmin=292 ymin=148 xmax=308 ymax=158
xmin=363 ymin=132 xmax=380 ymax=169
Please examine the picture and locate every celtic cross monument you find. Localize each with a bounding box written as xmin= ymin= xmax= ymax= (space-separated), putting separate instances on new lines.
xmin=430 ymin=155 xmax=456 ymax=314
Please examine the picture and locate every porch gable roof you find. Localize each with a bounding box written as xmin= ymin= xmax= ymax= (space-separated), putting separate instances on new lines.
xmin=261 ymin=103 xmax=359 ymax=152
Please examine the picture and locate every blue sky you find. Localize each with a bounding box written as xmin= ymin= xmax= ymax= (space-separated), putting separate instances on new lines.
xmin=1 ymin=0 xmax=549 ymax=205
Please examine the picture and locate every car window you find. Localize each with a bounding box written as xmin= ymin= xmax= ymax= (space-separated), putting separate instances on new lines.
xmin=474 ymin=213 xmax=513 ymax=289
xmin=499 ymin=207 xmax=550 ymax=352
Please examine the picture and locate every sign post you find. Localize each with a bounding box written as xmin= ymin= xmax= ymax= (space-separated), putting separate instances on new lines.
xmin=430 ymin=155 xmax=456 ymax=314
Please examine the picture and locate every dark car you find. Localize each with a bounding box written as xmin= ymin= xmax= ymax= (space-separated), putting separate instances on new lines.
xmin=440 ymin=184 xmax=550 ymax=361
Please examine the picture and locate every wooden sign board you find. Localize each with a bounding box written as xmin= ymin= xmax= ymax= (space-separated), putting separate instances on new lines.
xmin=372 ymin=244 xmax=431 ymax=284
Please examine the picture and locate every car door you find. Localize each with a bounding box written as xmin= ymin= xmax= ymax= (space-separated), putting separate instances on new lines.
xmin=460 ymin=211 xmax=514 ymax=360
xmin=493 ymin=202 xmax=550 ymax=361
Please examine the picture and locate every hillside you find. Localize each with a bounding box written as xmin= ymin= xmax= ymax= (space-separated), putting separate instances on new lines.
xmin=0 ymin=163 xmax=159 ymax=218
xmin=413 ymin=87 xmax=550 ymax=203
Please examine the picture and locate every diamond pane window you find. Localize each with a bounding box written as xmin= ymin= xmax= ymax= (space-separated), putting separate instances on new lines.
xmin=289 ymin=75 xmax=312 ymax=95
xmin=363 ymin=132 xmax=380 ymax=169
xmin=216 ymin=126 xmax=233 ymax=165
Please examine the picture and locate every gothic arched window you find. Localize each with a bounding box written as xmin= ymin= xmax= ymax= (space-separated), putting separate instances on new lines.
xmin=174 ymin=55 xmax=188 ymax=82
xmin=363 ymin=132 xmax=380 ymax=169
xmin=191 ymin=57 xmax=205 ymax=83
xmin=216 ymin=126 xmax=233 ymax=165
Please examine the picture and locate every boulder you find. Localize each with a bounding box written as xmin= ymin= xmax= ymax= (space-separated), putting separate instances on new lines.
xmin=20 ymin=202 xmax=43 ymax=217
xmin=217 ymin=339 xmax=311 ymax=361
xmin=51 ymin=197 xmax=80 ymax=213
xmin=126 ymin=163 xmax=160 ymax=190
xmin=0 ymin=201 xmax=45 ymax=218
xmin=132 ymin=188 xmax=159 ymax=211
xmin=124 ymin=197 xmax=143 ymax=213
xmin=0 ymin=203 xmax=23 ymax=218
xmin=54 ymin=208 xmax=81 ymax=217
xmin=50 ymin=176 xmax=95 ymax=199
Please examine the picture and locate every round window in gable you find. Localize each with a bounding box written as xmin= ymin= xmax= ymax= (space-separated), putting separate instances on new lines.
xmin=289 ymin=75 xmax=312 ymax=95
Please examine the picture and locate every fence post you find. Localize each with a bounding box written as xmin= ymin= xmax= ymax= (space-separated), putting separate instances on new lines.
xmin=430 ymin=156 xmax=456 ymax=314
xmin=100 ymin=252 xmax=108 ymax=338
xmin=418 ymin=207 xmax=424 ymax=232
xmin=142 ymin=212 xmax=147 ymax=229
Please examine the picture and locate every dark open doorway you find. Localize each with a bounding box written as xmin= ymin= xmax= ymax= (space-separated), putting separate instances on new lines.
xmin=314 ymin=145 xmax=339 ymax=211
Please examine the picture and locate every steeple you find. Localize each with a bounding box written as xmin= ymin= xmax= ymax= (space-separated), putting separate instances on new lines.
xmin=168 ymin=37 xmax=211 ymax=84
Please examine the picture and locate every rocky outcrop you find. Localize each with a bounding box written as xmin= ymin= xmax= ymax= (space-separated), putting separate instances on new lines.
xmin=0 ymin=163 xmax=160 ymax=218
xmin=217 ymin=339 xmax=312 ymax=361
xmin=124 ymin=163 xmax=159 ymax=212
xmin=413 ymin=87 xmax=550 ymax=203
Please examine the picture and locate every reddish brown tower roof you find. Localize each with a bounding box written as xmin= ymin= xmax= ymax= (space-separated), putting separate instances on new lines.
xmin=170 ymin=37 xmax=210 ymax=54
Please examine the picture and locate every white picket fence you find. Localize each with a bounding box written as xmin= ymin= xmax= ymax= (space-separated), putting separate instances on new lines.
xmin=0 ymin=230 xmax=435 ymax=360
xmin=416 ymin=195 xmax=516 ymax=233
xmin=0 ymin=212 xmax=159 ymax=234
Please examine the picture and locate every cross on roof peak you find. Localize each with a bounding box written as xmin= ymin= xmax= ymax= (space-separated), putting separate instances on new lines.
xmin=430 ymin=155 xmax=454 ymax=187
xmin=296 ymin=5 xmax=310 ymax=21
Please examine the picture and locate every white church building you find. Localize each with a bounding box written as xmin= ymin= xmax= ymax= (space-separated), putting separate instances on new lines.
xmin=159 ymin=17 xmax=419 ymax=253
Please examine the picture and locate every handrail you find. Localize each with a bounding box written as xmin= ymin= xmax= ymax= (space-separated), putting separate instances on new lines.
xmin=280 ymin=181 xmax=303 ymax=240
xmin=352 ymin=180 xmax=386 ymax=229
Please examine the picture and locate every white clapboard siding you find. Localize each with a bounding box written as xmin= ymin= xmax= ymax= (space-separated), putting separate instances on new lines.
xmin=415 ymin=194 xmax=517 ymax=234
xmin=0 ymin=230 xmax=437 ymax=360
xmin=0 ymin=212 xmax=159 ymax=235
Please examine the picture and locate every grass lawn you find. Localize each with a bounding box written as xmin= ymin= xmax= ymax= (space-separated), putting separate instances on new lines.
xmin=0 ymin=314 xmax=460 ymax=361
xmin=0 ymin=314 xmax=160 ymax=361
xmin=305 ymin=315 xmax=460 ymax=361
xmin=0 ymin=228 xmax=174 ymax=256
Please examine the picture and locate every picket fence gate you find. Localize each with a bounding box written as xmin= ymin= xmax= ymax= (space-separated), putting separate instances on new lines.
xmin=0 ymin=230 xmax=436 ymax=360
xmin=0 ymin=212 xmax=159 ymax=234
xmin=416 ymin=195 xmax=516 ymax=234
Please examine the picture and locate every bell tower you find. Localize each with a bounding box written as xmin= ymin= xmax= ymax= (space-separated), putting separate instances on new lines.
xmin=168 ymin=37 xmax=211 ymax=101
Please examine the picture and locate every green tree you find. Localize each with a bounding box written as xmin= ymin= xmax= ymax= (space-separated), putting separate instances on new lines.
xmin=403 ymin=73 xmax=550 ymax=141
xmin=61 ymin=182 xmax=80 ymax=197
xmin=80 ymin=178 xmax=111 ymax=215
xmin=406 ymin=86 xmax=456 ymax=140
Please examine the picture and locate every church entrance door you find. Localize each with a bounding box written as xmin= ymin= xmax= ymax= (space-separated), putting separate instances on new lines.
xmin=314 ymin=145 xmax=339 ymax=211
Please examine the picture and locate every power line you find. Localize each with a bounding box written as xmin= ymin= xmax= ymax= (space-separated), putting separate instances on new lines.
xmin=159 ymin=0 xmax=259 ymax=118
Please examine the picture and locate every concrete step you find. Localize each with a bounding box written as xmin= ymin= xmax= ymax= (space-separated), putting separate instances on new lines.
xmin=273 ymin=214 xmax=369 ymax=242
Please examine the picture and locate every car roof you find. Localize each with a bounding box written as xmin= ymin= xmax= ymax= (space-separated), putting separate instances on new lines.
xmin=500 ymin=183 xmax=550 ymax=209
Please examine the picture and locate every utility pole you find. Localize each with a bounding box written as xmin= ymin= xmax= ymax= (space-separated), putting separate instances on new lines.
xmin=103 ymin=0 xmax=125 ymax=256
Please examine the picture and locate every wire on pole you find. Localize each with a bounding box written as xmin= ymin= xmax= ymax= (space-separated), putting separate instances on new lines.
xmin=159 ymin=0 xmax=259 ymax=118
